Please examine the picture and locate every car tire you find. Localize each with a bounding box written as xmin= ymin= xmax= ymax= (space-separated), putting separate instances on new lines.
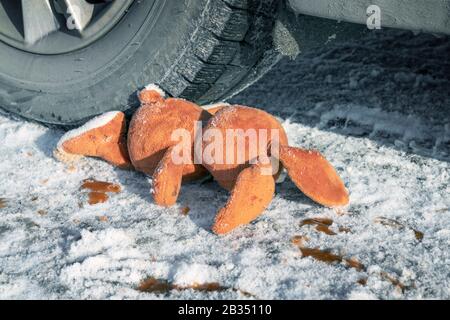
xmin=0 ymin=0 xmax=281 ymax=126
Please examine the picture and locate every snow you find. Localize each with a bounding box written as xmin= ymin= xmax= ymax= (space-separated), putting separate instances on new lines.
xmin=144 ymin=83 xmax=166 ymax=97
xmin=172 ymin=263 xmax=220 ymax=287
xmin=0 ymin=30 xmax=449 ymax=299
xmin=201 ymin=102 xmax=231 ymax=111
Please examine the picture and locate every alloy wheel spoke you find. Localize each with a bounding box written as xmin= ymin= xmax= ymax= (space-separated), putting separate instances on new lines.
xmin=21 ymin=0 xmax=60 ymax=44
xmin=57 ymin=0 xmax=95 ymax=33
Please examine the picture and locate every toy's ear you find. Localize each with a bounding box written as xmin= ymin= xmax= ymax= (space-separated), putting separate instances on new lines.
xmin=212 ymin=162 xmax=275 ymax=235
xmin=279 ymin=146 xmax=349 ymax=207
xmin=138 ymin=84 xmax=166 ymax=104
xmin=152 ymin=146 xmax=184 ymax=207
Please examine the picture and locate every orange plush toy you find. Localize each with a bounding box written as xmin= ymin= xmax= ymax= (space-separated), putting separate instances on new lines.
xmin=56 ymin=85 xmax=349 ymax=234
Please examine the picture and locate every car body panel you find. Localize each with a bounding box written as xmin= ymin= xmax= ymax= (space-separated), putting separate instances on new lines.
xmin=288 ymin=0 xmax=450 ymax=35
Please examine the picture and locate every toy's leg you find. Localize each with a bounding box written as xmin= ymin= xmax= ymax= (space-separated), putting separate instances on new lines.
xmin=213 ymin=162 xmax=275 ymax=235
xmin=279 ymin=146 xmax=349 ymax=207
xmin=152 ymin=146 xmax=184 ymax=207
xmin=55 ymin=111 xmax=131 ymax=168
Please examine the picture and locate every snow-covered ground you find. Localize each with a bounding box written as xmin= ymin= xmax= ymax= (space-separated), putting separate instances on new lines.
xmin=0 ymin=30 xmax=449 ymax=300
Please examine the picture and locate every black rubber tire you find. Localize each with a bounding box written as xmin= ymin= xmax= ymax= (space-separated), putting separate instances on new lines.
xmin=0 ymin=0 xmax=281 ymax=126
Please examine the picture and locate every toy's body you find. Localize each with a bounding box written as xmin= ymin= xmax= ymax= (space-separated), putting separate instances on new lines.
xmin=56 ymin=85 xmax=349 ymax=234
xmin=128 ymin=85 xmax=210 ymax=181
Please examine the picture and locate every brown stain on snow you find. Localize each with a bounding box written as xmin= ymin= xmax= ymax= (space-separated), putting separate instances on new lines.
xmin=357 ymin=278 xmax=368 ymax=286
xmin=300 ymin=217 xmax=352 ymax=236
xmin=0 ymin=198 xmax=6 ymax=209
xmin=291 ymin=236 xmax=365 ymax=271
xmin=137 ymin=277 xmax=255 ymax=298
xmin=87 ymin=192 xmax=109 ymax=205
xmin=413 ymin=230 xmax=424 ymax=241
xmin=81 ymin=179 xmax=121 ymax=205
xmin=98 ymin=215 xmax=109 ymax=222
xmin=380 ymin=271 xmax=414 ymax=293
xmin=291 ymin=235 xmax=309 ymax=247
xmin=138 ymin=277 xmax=172 ymax=294
xmin=81 ymin=179 xmax=121 ymax=193
xmin=180 ymin=206 xmax=191 ymax=216
xmin=338 ymin=226 xmax=352 ymax=233
xmin=374 ymin=216 xmax=424 ymax=241
xmin=345 ymin=257 xmax=365 ymax=271
xmin=291 ymin=218 xmax=419 ymax=291
xmin=299 ymin=247 xmax=342 ymax=264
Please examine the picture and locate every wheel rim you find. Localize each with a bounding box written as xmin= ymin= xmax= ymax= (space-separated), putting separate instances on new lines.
xmin=0 ymin=0 xmax=134 ymax=55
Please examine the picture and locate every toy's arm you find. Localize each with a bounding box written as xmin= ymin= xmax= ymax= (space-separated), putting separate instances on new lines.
xmin=152 ymin=146 xmax=184 ymax=207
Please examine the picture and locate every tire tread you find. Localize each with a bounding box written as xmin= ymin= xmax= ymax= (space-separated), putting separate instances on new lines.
xmin=160 ymin=0 xmax=280 ymax=103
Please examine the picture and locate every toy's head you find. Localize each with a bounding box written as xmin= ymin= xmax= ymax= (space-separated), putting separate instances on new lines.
xmin=127 ymin=85 xmax=211 ymax=181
